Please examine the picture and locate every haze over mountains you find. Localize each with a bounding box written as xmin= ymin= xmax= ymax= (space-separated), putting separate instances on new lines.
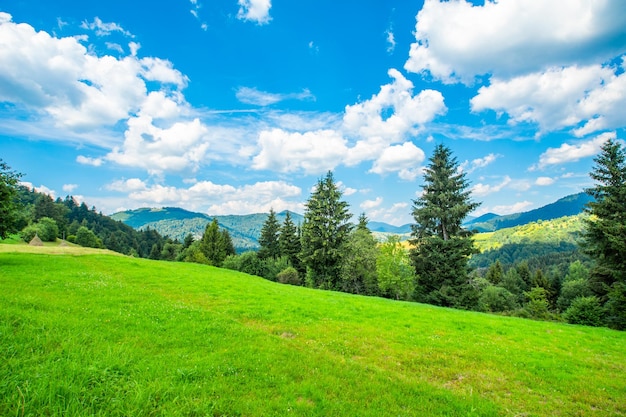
xmin=111 ymin=192 xmax=592 ymax=252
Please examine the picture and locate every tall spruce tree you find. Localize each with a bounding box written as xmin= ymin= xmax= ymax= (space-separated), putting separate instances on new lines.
xmin=583 ymin=138 xmax=626 ymax=329
xmin=258 ymin=208 xmax=281 ymax=260
xmin=278 ymin=211 xmax=301 ymax=271
xmin=300 ymin=171 xmax=353 ymax=290
xmin=410 ymin=144 xmax=481 ymax=309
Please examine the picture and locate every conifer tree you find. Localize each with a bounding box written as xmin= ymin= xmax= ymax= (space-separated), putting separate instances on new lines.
xmin=410 ymin=144 xmax=481 ymax=309
xmin=300 ymin=171 xmax=353 ymax=290
xmin=583 ymin=138 xmax=626 ymax=329
xmin=278 ymin=211 xmax=301 ymax=271
xmin=340 ymin=214 xmax=379 ymax=295
xmin=201 ymin=218 xmax=234 ymax=267
xmin=258 ymin=208 xmax=281 ymax=260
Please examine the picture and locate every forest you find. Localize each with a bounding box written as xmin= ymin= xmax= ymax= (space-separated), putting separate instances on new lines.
xmin=1 ymin=137 xmax=625 ymax=330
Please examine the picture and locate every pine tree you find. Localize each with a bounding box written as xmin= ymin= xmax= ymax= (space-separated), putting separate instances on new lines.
xmin=583 ymin=138 xmax=626 ymax=329
xmin=258 ymin=208 xmax=281 ymax=260
xmin=200 ymin=218 xmax=234 ymax=267
xmin=410 ymin=144 xmax=481 ymax=309
xmin=278 ymin=211 xmax=301 ymax=271
xmin=300 ymin=171 xmax=353 ymax=290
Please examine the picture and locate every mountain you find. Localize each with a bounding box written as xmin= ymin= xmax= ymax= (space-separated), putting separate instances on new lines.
xmin=368 ymin=221 xmax=411 ymax=234
xmin=463 ymin=192 xmax=593 ymax=232
xmin=111 ymin=208 xmax=306 ymax=252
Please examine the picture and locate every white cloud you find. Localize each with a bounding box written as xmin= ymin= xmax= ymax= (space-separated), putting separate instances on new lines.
xmin=533 ymin=131 xmax=615 ymax=170
xmin=573 ymin=57 xmax=626 ymax=136
xmin=106 ymin=178 xmax=148 ymax=192
xmin=343 ymin=69 xmax=446 ymax=146
xmin=62 ymin=183 xmax=78 ymax=193
xmin=76 ymin=155 xmax=103 ymax=166
xmin=0 ymin=14 xmax=187 ymax=132
xmin=461 ymin=153 xmax=499 ymax=173
xmin=21 ymin=181 xmax=56 ymax=198
xmin=405 ymin=0 xmax=626 ymax=83
xmin=471 ymin=65 xmax=615 ymax=134
xmin=369 ymin=142 xmax=425 ymax=181
xmin=361 ymin=197 xmax=383 ymax=210
xmin=385 ymin=29 xmax=396 ymax=53
xmin=113 ymin=179 xmax=302 ymax=215
xmin=472 ymin=176 xmax=512 ymax=197
xmin=81 ymin=17 xmax=134 ymax=37
xmin=535 ymin=176 xmax=555 ymax=186
xmin=237 ymin=0 xmax=272 ymax=25
xmin=492 ymin=201 xmax=534 ymax=216
xmin=251 ymin=128 xmax=348 ymax=174
xmin=106 ymin=116 xmax=210 ymax=175
xmin=235 ymin=87 xmax=315 ymax=106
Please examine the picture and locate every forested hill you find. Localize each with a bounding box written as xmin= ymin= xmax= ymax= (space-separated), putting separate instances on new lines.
xmin=111 ymin=208 xmax=305 ymax=252
xmin=464 ymin=192 xmax=593 ymax=232
xmin=112 ymin=192 xmax=591 ymax=251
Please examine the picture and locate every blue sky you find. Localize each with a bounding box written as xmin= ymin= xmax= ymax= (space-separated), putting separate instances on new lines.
xmin=1 ymin=0 xmax=626 ymax=225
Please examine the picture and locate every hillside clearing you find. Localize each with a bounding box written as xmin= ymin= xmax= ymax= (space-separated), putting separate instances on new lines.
xmin=1 ymin=247 xmax=625 ymax=416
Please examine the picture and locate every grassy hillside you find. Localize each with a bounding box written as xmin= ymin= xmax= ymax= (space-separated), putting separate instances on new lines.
xmin=1 ymin=246 xmax=625 ymax=416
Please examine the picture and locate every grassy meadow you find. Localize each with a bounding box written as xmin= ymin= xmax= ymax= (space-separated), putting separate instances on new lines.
xmin=1 ymin=244 xmax=625 ymax=416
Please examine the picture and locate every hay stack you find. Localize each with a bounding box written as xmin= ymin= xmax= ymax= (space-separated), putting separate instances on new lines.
xmin=29 ymin=234 xmax=43 ymax=246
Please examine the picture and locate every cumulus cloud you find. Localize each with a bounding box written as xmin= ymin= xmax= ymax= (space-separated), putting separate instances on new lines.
xmin=106 ymin=116 xmax=210 ymax=174
xmin=108 ymin=178 xmax=302 ymax=215
xmin=251 ymin=128 xmax=348 ymax=174
xmin=361 ymin=197 xmax=383 ymax=210
xmin=405 ymin=0 xmax=626 ymax=83
xmin=369 ymin=142 xmax=425 ymax=181
xmin=344 ymin=68 xmax=446 ymax=144
xmin=0 ymin=13 xmax=187 ymax=131
xmin=535 ymin=176 xmax=555 ymax=186
xmin=76 ymin=155 xmax=103 ymax=166
xmin=532 ymin=131 xmax=615 ymax=170
xmin=471 ymin=65 xmax=616 ymax=134
xmin=237 ymin=0 xmax=272 ymax=25
xmin=62 ymin=183 xmax=78 ymax=193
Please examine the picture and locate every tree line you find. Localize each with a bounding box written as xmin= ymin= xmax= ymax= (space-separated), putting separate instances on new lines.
xmin=1 ymin=138 xmax=624 ymax=329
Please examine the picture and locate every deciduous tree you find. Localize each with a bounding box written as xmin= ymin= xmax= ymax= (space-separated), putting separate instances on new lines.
xmin=0 ymin=159 xmax=22 ymax=239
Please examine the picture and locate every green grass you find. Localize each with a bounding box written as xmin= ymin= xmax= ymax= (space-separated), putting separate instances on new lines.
xmin=1 ymin=246 xmax=625 ymax=416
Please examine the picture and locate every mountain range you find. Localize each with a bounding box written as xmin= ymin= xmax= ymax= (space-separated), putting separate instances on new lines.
xmin=111 ymin=192 xmax=593 ymax=252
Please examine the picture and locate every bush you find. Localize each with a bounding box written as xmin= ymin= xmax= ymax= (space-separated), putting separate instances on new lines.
xmin=523 ymin=287 xmax=551 ymax=319
xmin=478 ymin=285 xmax=518 ymax=312
xmin=20 ymin=224 xmax=40 ymax=242
xmin=277 ymin=267 xmax=301 ymax=286
xmin=563 ymin=296 xmax=604 ymax=327
xmin=557 ymin=279 xmax=591 ymax=312
xmin=20 ymin=217 xmax=59 ymax=242
xmin=75 ymin=226 xmax=102 ymax=248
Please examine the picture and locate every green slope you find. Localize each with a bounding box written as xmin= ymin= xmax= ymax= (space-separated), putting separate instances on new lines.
xmin=465 ymin=192 xmax=593 ymax=232
xmin=1 ymin=249 xmax=625 ymax=416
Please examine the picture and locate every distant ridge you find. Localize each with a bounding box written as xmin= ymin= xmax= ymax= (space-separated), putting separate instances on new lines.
xmin=111 ymin=192 xmax=592 ymax=250
xmin=463 ymin=192 xmax=593 ymax=232
xmin=111 ymin=208 xmax=305 ymax=252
